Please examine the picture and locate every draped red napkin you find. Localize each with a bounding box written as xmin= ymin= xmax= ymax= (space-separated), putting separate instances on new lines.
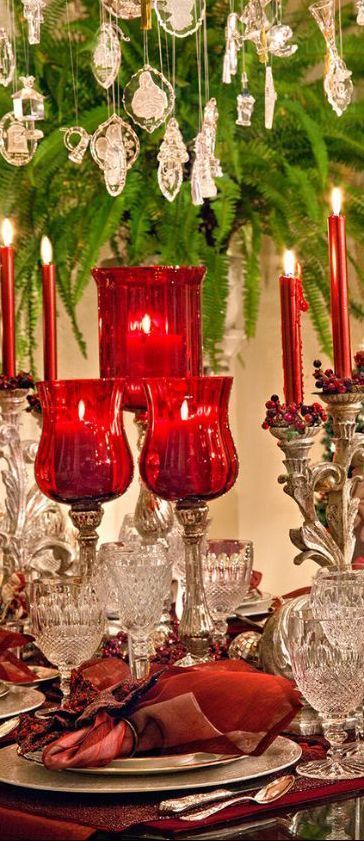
xmin=0 ymin=628 xmax=35 ymax=683
xmin=18 ymin=658 xmax=301 ymax=771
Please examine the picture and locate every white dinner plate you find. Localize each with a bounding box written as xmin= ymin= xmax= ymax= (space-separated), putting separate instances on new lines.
xmin=24 ymin=750 xmax=242 ymax=776
xmin=235 ymin=593 xmax=273 ymax=618
xmin=2 ymin=666 xmax=59 ymax=687
xmin=0 ymin=737 xmax=301 ymax=794
xmin=0 ymin=686 xmax=44 ymax=720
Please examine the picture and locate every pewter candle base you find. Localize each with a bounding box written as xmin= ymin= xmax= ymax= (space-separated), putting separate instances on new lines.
xmin=69 ymin=504 xmax=104 ymax=579
xmin=175 ymin=499 xmax=214 ymax=663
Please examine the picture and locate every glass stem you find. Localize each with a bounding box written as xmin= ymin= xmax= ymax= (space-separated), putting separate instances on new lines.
xmin=69 ymin=505 xmax=104 ymax=578
xmin=176 ymin=500 xmax=214 ymax=660
xmin=322 ymin=716 xmax=349 ymax=768
xmin=59 ymin=669 xmax=71 ymax=704
xmin=128 ymin=634 xmax=150 ymax=680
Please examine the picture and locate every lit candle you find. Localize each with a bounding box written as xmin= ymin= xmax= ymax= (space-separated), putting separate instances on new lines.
xmin=279 ymin=249 xmax=308 ymax=406
xmin=328 ymin=187 xmax=352 ymax=378
xmin=0 ymin=218 xmax=16 ymax=377
xmin=126 ymin=311 xmax=183 ymax=377
xmin=41 ymin=235 xmax=57 ymax=380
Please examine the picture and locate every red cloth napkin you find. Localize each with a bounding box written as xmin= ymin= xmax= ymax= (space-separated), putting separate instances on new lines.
xmin=0 ymin=628 xmax=35 ymax=683
xmin=28 ymin=658 xmax=301 ymax=770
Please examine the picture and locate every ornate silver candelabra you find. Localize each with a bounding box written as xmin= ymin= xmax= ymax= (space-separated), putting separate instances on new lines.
xmin=0 ymin=390 xmax=75 ymax=589
xmin=270 ymin=391 xmax=364 ymax=570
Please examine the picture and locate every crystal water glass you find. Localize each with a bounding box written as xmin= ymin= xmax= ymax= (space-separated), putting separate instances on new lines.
xmin=288 ymin=605 xmax=364 ymax=779
xmin=310 ymin=569 xmax=364 ymax=650
xmin=103 ymin=542 xmax=172 ymax=679
xmin=29 ymin=578 xmax=105 ymax=704
xmin=203 ymin=539 xmax=253 ymax=638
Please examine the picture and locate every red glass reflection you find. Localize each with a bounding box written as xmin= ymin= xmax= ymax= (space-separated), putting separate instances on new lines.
xmin=92 ymin=266 xmax=205 ymax=411
xmin=139 ymin=377 xmax=239 ymax=502
xmin=35 ymin=379 xmax=133 ymax=506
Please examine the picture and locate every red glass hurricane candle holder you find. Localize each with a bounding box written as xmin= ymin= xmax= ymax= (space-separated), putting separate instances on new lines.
xmin=139 ymin=376 xmax=239 ymax=663
xmin=92 ymin=266 xmax=205 ymax=412
xmin=35 ymin=378 xmax=134 ymax=576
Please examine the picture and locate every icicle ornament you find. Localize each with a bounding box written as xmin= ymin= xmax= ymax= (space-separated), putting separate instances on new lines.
xmin=123 ymin=65 xmax=175 ymax=132
xmin=191 ymin=98 xmax=222 ymax=206
xmin=21 ymin=0 xmax=46 ymax=45
xmin=155 ymin=0 xmax=206 ymax=38
xmin=265 ymin=65 xmax=277 ymax=129
xmin=236 ymin=73 xmax=255 ymax=126
xmin=0 ymin=30 xmax=15 ymax=88
xmin=310 ymin=0 xmax=353 ymax=116
xmin=223 ymin=12 xmax=241 ymax=83
xmin=157 ymin=118 xmax=189 ymax=202
xmin=90 ymin=113 xmax=140 ymax=196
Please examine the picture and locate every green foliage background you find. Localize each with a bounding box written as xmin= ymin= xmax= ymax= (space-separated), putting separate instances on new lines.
xmin=0 ymin=0 xmax=364 ymax=370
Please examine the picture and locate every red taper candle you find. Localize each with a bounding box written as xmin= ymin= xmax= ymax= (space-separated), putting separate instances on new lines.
xmin=328 ymin=188 xmax=352 ymax=378
xmin=41 ymin=236 xmax=58 ymax=380
xmin=279 ymin=250 xmax=308 ymax=406
xmin=0 ymin=218 xmax=16 ymax=377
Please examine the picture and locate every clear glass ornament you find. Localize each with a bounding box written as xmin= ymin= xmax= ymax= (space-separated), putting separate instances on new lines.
xmin=157 ymin=117 xmax=189 ymax=202
xmin=222 ymin=12 xmax=241 ymax=83
xmin=61 ymin=126 xmax=90 ymax=164
xmin=0 ymin=29 xmax=15 ymax=88
xmin=92 ymin=23 xmax=127 ymax=90
xmin=155 ymin=0 xmax=206 ymax=38
xmin=90 ymin=113 xmax=140 ymax=196
xmin=268 ymin=24 xmax=298 ymax=57
xmin=241 ymin=0 xmax=270 ymax=61
xmin=0 ymin=112 xmax=43 ymax=166
xmin=356 ymin=0 xmax=364 ymax=25
xmin=21 ymin=0 xmax=45 ymax=45
xmin=101 ymin=0 xmax=141 ymax=18
xmin=191 ymin=97 xmax=222 ymax=206
xmin=309 ymin=0 xmax=353 ymax=115
xmin=236 ymin=72 xmax=255 ymax=126
xmin=265 ymin=65 xmax=277 ymax=130
xmin=12 ymin=76 xmax=45 ymax=122
xmin=123 ymin=64 xmax=175 ymax=132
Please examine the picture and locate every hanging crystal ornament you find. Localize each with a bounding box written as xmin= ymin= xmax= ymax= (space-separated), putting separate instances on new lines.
xmin=12 ymin=76 xmax=45 ymax=121
xmin=90 ymin=113 xmax=140 ymax=196
xmin=223 ymin=12 xmax=241 ymax=83
xmin=101 ymin=0 xmax=141 ymax=18
xmin=155 ymin=0 xmax=206 ymax=38
xmin=309 ymin=0 xmax=353 ymax=116
xmin=0 ymin=29 xmax=15 ymax=88
xmin=236 ymin=72 xmax=255 ymax=126
xmin=268 ymin=24 xmax=297 ymax=57
xmin=191 ymin=98 xmax=223 ymax=206
xmin=241 ymin=0 xmax=270 ymax=62
xmin=265 ymin=64 xmax=277 ymax=129
xmin=123 ymin=65 xmax=175 ymax=132
xmin=61 ymin=126 xmax=91 ymax=163
xmin=157 ymin=117 xmax=189 ymax=202
xmin=92 ymin=23 xmax=129 ymax=89
xmin=21 ymin=0 xmax=45 ymax=45
xmin=356 ymin=0 xmax=364 ymax=24
xmin=0 ymin=112 xmax=43 ymax=166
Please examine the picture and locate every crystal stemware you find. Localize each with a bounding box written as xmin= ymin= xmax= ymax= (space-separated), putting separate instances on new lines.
xmin=140 ymin=376 xmax=239 ymax=664
xmin=203 ymin=539 xmax=253 ymax=639
xmin=34 ymin=378 xmax=134 ymax=577
xmin=101 ymin=541 xmax=172 ymax=679
xmin=29 ymin=577 xmax=105 ymax=704
xmin=310 ymin=569 xmax=364 ymax=649
xmin=288 ymin=605 xmax=364 ymax=779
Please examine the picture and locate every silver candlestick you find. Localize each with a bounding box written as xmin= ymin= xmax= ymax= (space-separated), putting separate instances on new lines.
xmin=175 ymin=499 xmax=214 ymax=664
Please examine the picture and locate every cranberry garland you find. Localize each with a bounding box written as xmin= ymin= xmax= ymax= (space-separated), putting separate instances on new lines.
xmin=313 ymin=354 xmax=364 ymax=394
xmin=262 ymin=394 xmax=327 ymax=433
xmin=0 ymin=371 xmax=35 ymax=391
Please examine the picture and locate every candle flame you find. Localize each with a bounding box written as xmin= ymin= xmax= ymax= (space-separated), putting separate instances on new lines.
xmin=1 ymin=218 xmax=13 ymax=247
xmin=331 ymin=187 xmax=342 ymax=216
xmin=141 ymin=314 xmax=151 ymax=335
xmin=180 ymin=399 xmax=189 ymax=421
xmin=283 ymin=249 xmax=295 ymax=277
xmin=78 ymin=400 xmax=86 ymax=421
xmin=41 ymin=235 xmax=53 ymax=265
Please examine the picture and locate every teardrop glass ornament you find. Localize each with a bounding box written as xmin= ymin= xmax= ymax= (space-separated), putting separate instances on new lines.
xmin=0 ymin=29 xmax=15 ymax=88
xmin=123 ymin=65 xmax=175 ymax=132
xmin=92 ymin=23 xmax=121 ymax=89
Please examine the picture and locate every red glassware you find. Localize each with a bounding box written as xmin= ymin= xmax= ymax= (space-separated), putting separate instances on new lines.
xmin=139 ymin=377 xmax=239 ymax=502
xmin=35 ymin=378 xmax=133 ymax=507
xmin=92 ymin=266 xmax=205 ymax=411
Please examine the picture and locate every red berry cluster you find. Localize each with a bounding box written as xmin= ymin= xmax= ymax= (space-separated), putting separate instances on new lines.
xmin=313 ymin=358 xmax=364 ymax=394
xmin=262 ymin=394 xmax=327 ymax=433
xmin=26 ymin=393 xmax=42 ymax=414
xmin=0 ymin=371 xmax=34 ymax=391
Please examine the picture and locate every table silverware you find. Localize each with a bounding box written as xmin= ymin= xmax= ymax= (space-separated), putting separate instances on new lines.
xmin=178 ymin=775 xmax=295 ymax=821
xmin=0 ymin=715 xmax=20 ymax=739
xmin=159 ymin=774 xmax=294 ymax=815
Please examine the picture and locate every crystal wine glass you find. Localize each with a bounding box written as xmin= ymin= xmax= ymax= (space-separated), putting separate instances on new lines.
xmin=101 ymin=541 xmax=172 ymax=679
xmin=203 ymin=539 xmax=253 ymax=639
xmin=34 ymin=378 xmax=134 ymax=577
xmin=29 ymin=577 xmax=105 ymax=704
xmin=288 ymin=605 xmax=364 ymax=779
xmin=310 ymin=569 xmax=364 ymax=649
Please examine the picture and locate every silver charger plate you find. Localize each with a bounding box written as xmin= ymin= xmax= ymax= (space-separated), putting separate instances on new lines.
xmin=25 ymin=750 xmax=242 ymax=776
xmin=0 ymin=682 xmax=9 ymax=699
xmin=235 ymin=592 xmax=273 ymax=618
xmin=0 ymin=737 xmax=301 ymax=794
xmin=0 ymin=686 xmax=44 ymax=720
xmin=2 ymin=666 xmax=59 ymax=687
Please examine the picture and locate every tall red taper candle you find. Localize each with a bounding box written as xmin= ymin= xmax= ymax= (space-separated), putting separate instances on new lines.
xmin=328 ymin=188 xmax=352 ymax=379
xmin=41 ymin=236 xmax=57 ymax=380
xmin=0 ymin=218 xmax=16 ymax=377
xmin=279 ymin=250 xmax=308 ymax=406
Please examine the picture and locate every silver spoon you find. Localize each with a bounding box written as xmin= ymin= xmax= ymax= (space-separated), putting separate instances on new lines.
xmin=0 ymin=716 xmax=19 ymax=739
xmin=179 ymin=774 xmax=295 ymax=822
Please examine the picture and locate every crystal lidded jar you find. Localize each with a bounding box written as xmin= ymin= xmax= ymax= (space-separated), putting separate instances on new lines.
xmin=92 ymin=266 xmax=205 ymax=411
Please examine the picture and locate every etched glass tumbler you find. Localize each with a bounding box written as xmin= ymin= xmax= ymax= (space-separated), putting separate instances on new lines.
xmin=29 ymin=578 xmax=105 ymax=704
xmin=104 ymin=542 xmax=172 ymax=679
xmin=288 ymin=606 xmax=364 ymax=780
xmin=203 ymin=540 xmax=253 ymax=638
